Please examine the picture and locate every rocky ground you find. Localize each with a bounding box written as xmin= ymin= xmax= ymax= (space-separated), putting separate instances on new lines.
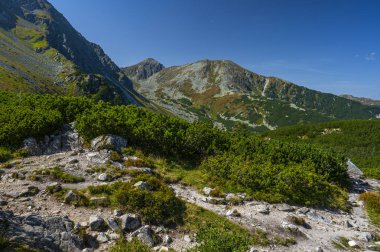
xmin=0 ymin=125 xmax=379 ymax=252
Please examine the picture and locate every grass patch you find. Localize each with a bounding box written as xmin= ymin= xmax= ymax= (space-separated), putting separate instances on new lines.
xmin=0 ymin=236 xmax=38 ymax=252
xmin=182 ymin=203 xmax=269 ymax=248
xmin=33 ymin=167 xmax=84 ymax=183
xmin=359 ymin=191 xmax=380 ymax=227
xmin=110 ymin=238 xmax=152 ymax=252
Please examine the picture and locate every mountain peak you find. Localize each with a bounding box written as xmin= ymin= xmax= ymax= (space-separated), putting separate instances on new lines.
xmin=122 ymin=58 xmax=165 ymax=81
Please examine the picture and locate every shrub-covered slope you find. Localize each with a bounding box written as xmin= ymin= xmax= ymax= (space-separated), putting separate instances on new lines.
xmin=0 ymin=90 xmax=350 ymax=209
xmin=263 ymin=120 xmax=380 ymax=179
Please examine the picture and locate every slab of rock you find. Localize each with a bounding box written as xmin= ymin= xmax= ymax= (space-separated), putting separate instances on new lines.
xmin=121 ymin=214 xmax=141 ymax=232
xmin=0 ymin=211 xmax=83 ymax=251
xmin=347 ymin=159 xmax=364 ymax=177
xmin=297 ymin=207 xmax=310 ymax=214
xmin=89 ymin=215 xmax=107 ymax=231
xmin=277 ymin=203 xmax=294 ymax=212
xmin=203 ymin=187 xmax=213 ymax=195
xmin=256 ymin=204 xmax=270 ymax=214
xmin=97 ymin=173 xmax=109 ymax=182
xmin=91 ymin=134 xmax=127 ymax=152
xmin=107 ymin=217 xmax=119 ymax=231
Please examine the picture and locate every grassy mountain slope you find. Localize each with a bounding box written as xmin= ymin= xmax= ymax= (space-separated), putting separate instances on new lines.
xmin=263 ymin=120 xmax=380 ymax=179
xmin=126 ymin=59 xmax=380 ymax=131
xmin=0 ymin=0 xmax=140 ymax=104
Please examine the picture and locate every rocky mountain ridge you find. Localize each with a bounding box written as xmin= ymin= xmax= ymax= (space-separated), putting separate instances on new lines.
xmin=125 ymin=59 xmax=380 ymax=131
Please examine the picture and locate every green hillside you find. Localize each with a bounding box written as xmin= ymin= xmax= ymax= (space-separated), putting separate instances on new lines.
xmin=263 ymin=120 xmax=380 ymax=179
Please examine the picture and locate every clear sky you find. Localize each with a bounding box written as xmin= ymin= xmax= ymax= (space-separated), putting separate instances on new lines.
xmin=49 ymin=0 xmax=380 ymax=99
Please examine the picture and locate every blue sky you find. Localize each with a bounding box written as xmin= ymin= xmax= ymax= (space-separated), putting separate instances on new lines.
xmin=49 ymin=0 xmax=380 ymax=99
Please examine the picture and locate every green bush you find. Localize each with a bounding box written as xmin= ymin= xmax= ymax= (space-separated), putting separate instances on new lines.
xmin=85 ymin=175 xmax=186 ymax=226
xmin=201 ymin=153 xmax=348 ymax=209
xmin=264 ymin=120 xmax=380 ymax=179
xmin=0 ymin=148 xmax=12 ymax=162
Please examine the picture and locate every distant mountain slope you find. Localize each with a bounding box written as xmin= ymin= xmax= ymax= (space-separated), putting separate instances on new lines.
xmin=122 ymin=58 xmax=165 ymax=82
xmin=0 ymin=0 xmax=139 ymax=104
xmin=125 ymin=59 xmax=380 ymax=131
xmin=341 ymin=95 xmax=380 ymax=106
xmin=263 ymin=119 xmax=380 ymax=179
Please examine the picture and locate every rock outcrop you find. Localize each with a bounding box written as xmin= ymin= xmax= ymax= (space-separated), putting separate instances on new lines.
xmin=0 ymin=211 xmax=84 ymax=252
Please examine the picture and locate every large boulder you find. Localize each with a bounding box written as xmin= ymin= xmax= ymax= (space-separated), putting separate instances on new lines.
xmin=89 ymin=215 xmax=107 ymax=231
xmin=91 ymin=134 xmax=127 ymax=152
xmin=121 ymin=214 xmax=141 ymax=232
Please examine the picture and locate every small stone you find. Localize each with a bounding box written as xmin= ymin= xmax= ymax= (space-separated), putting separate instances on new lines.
xmin=113 ymin=209 xmax=123 ymax=217
xmin=359 ymin=232 xmax=374 ymax=242
xmin=64 ymin=190 xmax=79 ymax=204
xmin=96 ymin=232 xmax=108 ymax=243
xmin=89 ymin=215 xmax=107 ymax=231
xmin=130 ymin=225 xmax=156 ymax=247
xmin=159 ymin=246 xmax=169 ymax=252
xmin=297 ymin=207 xmax=310 ymax=214
xmin=315 ymin=247 xmax=323 ymax=252
xmin=163 ymin=234 xmax=172 ymax=245
xmin=97 ymin=173 xmax=109 ymax=182
xmin=348 ymin=240 xmax=358 ymax=247
xmin=203 ymin=187 xmax=213 ymax=195
xmin=82 ymin=249 xmax=93 ymax=252
xmin=226 ymin=209 xmax=241 ymax=217
xmin=133 ymin=181 xmax=151 ymax=191
xmin=109 ymin=233 xmax=120 ymax=240
xmin=249 ymin=248 xmax=259 ymax=252
xmin=344 ymin=220 xmax=353 ymax=228
xmin=79 ymin=222 xmax=88 ymax=228
xmin=184 ymin=235 xmax=192 ymax=243
xmin=282 ymin=221 xmax=299 ymax=232
xmin=47 ymin=182 xmax=62 ymax=193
